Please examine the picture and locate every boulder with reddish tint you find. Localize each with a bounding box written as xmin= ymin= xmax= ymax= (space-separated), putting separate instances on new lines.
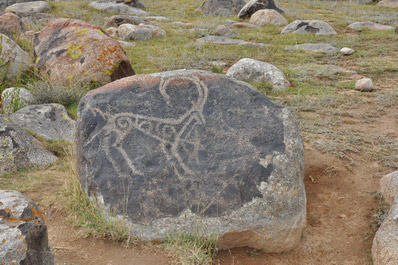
xmin=76 ymin=69 xmax=306 ymax=252
xmin=0 ymin=12 xmax=26 ymax=39
xmin=34 ymin=18 xmax=135 ymax=86
xmin=0 ymin=190 xmax=54 ymax=265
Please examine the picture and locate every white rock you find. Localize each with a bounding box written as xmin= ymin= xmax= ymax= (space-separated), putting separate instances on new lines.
xmin=249 ymin=9 xmax=288 ymax=26
xmin=227 ymin=58 xmax=290 ymax=90
xmin=355 ymin=78 xmax=374 ymax=91
xmin=340 ymin=47 xmax=355 ymax=55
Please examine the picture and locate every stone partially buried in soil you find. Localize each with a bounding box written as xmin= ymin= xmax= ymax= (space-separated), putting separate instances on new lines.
xmin=34 ymin=18 xmax=135 ymax=86
xmin=238 ymin=0 xmax=284 ymax=19
xmin=198 ymin=0 xmax=246 ymax=16
xmin=0 ymin=190 xmax=54 ymax=265
xmin=281 ymin=20 xmax=337 ymax=35
xmin=76 ymin=69 xmax=306 ymax=252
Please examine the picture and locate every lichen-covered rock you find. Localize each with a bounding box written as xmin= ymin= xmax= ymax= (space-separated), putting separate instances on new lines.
xmin=0 ymin=190 xmax=54 ymax=265
xmin=0 ymin=12 xmax=26 ymax=39
xmin=0 ymin=115 xmax=56 ymax=174
xmin=0 ymin=33 xmax=33 ymax=80
xmin=117 ymin=23 xmax=166 ymax=41
xmin=281 ymin=20 xmax=337 ymax=35
xmin=227 ymin=58 xmax=290 ymax=90
xmin=238 ymin=0 xmax=284 ymax=19
xmin=1 ymin=87 xmax=34 ymax=115
xmin=10 ymin=104 xmax=76 ymax=141
xmin=76 ymin=69 xmax=306 ymax=252
xmin=88 ymin=1 xmax=149 ymax=15
xmin=198 ymin=0 xmax=246 ymax=16
xmin=5 ymin=1 xmax=51 ymax=16
xmin=249 ymin=9 xmax=288 ymax=26
xmin=34 ymin=18 xmax=135 ymax=86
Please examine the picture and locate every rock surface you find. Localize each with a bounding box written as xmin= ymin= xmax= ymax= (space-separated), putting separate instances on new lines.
xmin=340 ymin=47 xmax=355 ymax=55
xmin=0 ymin=12 xmax=26 ymax=38
xmin=34 ymin=18 xmax=135 ymax=86
xmin=372 ymin=171 xmax=398 ymax=265
xmin=348 ymin=21 xmax=394 ymax=31
xmin=0 ymin=115 xmax=56 ymax=174
xmin=238 ymin=0 xmax=284 ymax=19
xmin=10 ymin=104 xmax=76 ymax=141
xmin=281 ymin=20 xmax=337 ymax=35
xmin=293 ymin=43 xmax=339 ymax=53
xmin=105 ymin=15 xmax=147 ymax=28
xmin=0 ymin=190 xmax=54 ymax=265
xmin=197 ymin=35 xmax=267 ymax=47
xmin=249 ymin=9 xmax=288 ymax=26
xmin=198 ymin=0 xmax=246 ymax=16
xmin=117 ymin=23 xmax=166 ymax=41
xmin=227 ymin=58 xmax=290 ymax=90
xmin=76 ymin=69 xmax=306 ymax=252
xmin=355 ymin=77 xmax=374 ymax=91
xmin=1 ymin=87 xmax=35 ymax=115
xmin=88 ymin=1 xmax=149 ymax=15
xmin=0 ymin=33 xmax=32 ymax=79
xmin=377 ymin=0 xmax=398 ymax=8
xmin=5 ymin=1 xmax=51 ymax=16
xmin=212 ymin=25 xmax=239 ymax=38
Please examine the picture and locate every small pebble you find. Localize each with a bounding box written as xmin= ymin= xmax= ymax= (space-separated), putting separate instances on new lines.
xmin=340 ymin=47 xmax=355 ymax=55
xmin=355 ymin=78 xmax=374 ymax=92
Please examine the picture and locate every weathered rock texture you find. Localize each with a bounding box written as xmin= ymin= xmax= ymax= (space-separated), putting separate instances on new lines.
xmin=347 ymin=21 xmax=394 ymax=31
xmin=249 ymin=9 xmax=288 ymax=26
xmin=238 ymin=0 xmax=284 ymax=19
xmin=117 ymin=23 xmax=166 ymax=41
xmin=372 ymin=171 xmax=398 ymax=265
xmin=0 ymin=190 xmax=54 ymax=265
xmin=197 ymin=35 xmax=267 ymax=47
xmin=76 ymin=69 xmax=306 ymax=252
xmin=198 ymin=0 xmax=246 ymax=16
xmin=355 ymin=77 xmax=374 ymax=92
xmin=281 ymin=20 xmax=337 ymax=35
xmin=1 ymin=87 xmax=34 ymax=115
xmin=10 ymin=104 xmax=76 ymax=141
xmin=4 ymin=1 xmax=51 ymax=16
xmin=0 ymin=12 xmax=26 ymax=38
xmin=34 ymin=18 xmax=135 ymax=86
xmin=0 ymin=0 xmax=40 ymax=9
xmin=227 ymin=58 xmax=290 ymax=90
xmin=105 ymin=15 xmax=147 ymax=28
xmin=0 ymin=33 xmax=32 ymax=79
xmin=0 ymin=115 xmax=56 ymax=174
xmin=293 ymin=43 xmax=339 ymax=53
xmin=88 ymin=1 xmax=149 ymax=15
xmin=377 ymin=0 xmax=398 ymax=8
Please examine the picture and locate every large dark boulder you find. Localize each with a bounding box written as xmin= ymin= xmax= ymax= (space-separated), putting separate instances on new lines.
xmin=0 ymin=190 xmax=54 ymax=265
xmin=198 ymin=0 xmax=246 ymax=16
xmin=76 ymin=70 xmax=306 ymax=252
xmin=238 ymin=0 xmax=284 ymax=19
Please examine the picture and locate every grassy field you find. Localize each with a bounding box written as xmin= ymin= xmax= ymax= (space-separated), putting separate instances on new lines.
xmin=1 ymin=0 xmax=398 ymax=264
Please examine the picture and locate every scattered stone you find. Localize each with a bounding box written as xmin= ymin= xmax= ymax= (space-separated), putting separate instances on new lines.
xmin=377 ymin=0 xmax=398 ymax=8
xmin=293 ymin=43 xmax=339 ymax=53
xmin=115 ymin=0 xmax=145 ymax=9
xmin=372 ymin=171 xmax=398 ymax=265
xmin=0 ymin=33 xmax=33 ymax=80
xmin=76 ymin=69 xmax=306 ymax=252
xmin=1 ymin=87 xmax=34 ymax=115
xmin=5 ymin=1 xmax=51 ymax=16
xmin=212 ymin=25 xmax=239 ymax=38
xmin=118 ymin=40 xmax=136 ymax=48
xmin=197 ymin=35 xmax=267 ymax=47
xmin=117 ymin=23 xmax=166 ymax=41
xmin=347 ymin=21 xmax=394 ymax=31
xmin=198 ymin=0 xmax=246 ymax=16
xmin=0 ymin=12 xmax=26 ymax=39
xmin=105 ymin=26 xmax=118 ymax=38
xmin=10 ymin=104 xmax=76 ymax=141
xmin=0 ymin=115 xmax=56 ymax=174
xmin=228 ymin=21 xmax=259 ymax=29
xmin=227 ymin=58 xmax=290 ymax=90
xmin=355 ymin=78 xmax=374 ymax=91
xmin=0 ymin=190 xmax=54 ymax=265
xmin=88 ymin=2 xmax=150 ymax=16
xmin=281 ymin=20 xmax=337 ymax=35
xmin=34 ymin=18 xmax=135 ymax=86
xmin=340 ymin=47 xmax=355 ymax=55
xmin=238 ymin=0 xmax=284 ymax=19
xmin=105 ymin=15 xmax=147 ymax=28
xmin=145 ymin=16 xmax=169 ymax=21
xmin=249 ymin=9 xmax=288 ymax=26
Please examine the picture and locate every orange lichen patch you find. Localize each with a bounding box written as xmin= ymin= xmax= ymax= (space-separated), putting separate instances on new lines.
xmin=30 ymin=203 xmax=42 ymax=218
xmin=16 ymin=235 xmax=24 ymax=240
xmin=12 ymin=203 xmax=18 ymax=209
xmin=1 ymin=239 xmax=6 ymax=244
xmin=3 ymin=208 xmax=11 ymax=213
xmin=8 ymin=218 xmax=21 ymax=222
xmin=0 ymin=202 xmax=3 ymax=206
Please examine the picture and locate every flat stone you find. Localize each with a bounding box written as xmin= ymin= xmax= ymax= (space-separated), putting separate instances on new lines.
xmin=238 ymin=0 xmax=284 ymax=19
xmin=76 ymin=69 xmax=306 ymax=252
xmin=10 ymin=104 xmax=76 ymax=141
xmin=348 ymin=21 xmax=394 ymax=31
xmin=293 ymin=43 xmax=339 ymax=53
xmin=227 ymin=58 xmax=290 ymax=90
xmin=340 ymin=47 xmax=355 ymax=55
xmin=197 ymin=35 xmax=267 ymax=47
xmin=88 ymin=2 xmax=150 ymax=15
xmin=249 ymin=9 xmax=288 ymax=26
xmin=1 ymin=87 xmax=34 ymax=115
xmin=5 ymin=1 xmax=51 ymax=16
xmin=198 ymin=0 xmax=246 ymax=16
xmin=281 ymin=20 xmax=337 ymax=35
xmin=212 ymin=25 xmax=239 ymax=38
xmin=355 ymin=77 xmax=374 ymax=91
xmin=228 ymin=21 xmax=259 ymax=28
xmin=0 ymin=190 xmax=54 ymax=265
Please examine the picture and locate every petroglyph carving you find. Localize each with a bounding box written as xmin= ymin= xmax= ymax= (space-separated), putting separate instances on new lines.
xmin=85 ymin=76 xmax=209 ymax=178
